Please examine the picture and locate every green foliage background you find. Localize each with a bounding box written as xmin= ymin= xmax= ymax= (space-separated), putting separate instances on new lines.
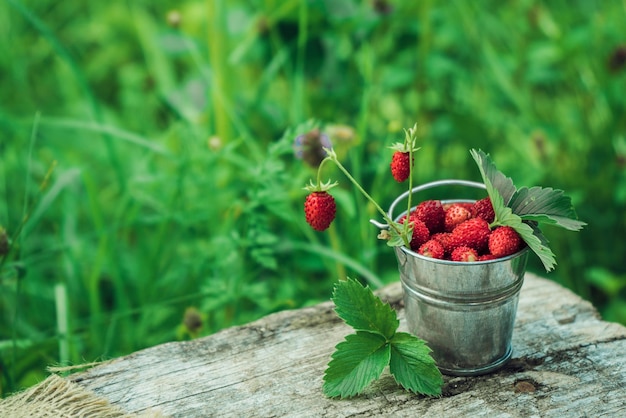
xmin=1 ymin=0 xmax=625 ymax=395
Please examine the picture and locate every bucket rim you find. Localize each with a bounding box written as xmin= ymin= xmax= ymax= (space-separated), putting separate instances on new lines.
xmin=388 ymin=179 xmax=486 ymax=220
xmin=386 ymin=179 xmax=528 ymax=266
xmin=397 ymin=244 xmax=529 ymax=266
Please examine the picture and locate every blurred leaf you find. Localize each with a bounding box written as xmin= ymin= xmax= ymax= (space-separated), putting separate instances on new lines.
xmin=586 ymin=267 xmax=626 ymax=296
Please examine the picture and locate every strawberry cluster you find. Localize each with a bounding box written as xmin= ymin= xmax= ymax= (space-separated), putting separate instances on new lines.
xmin=400 ymin=198 xmax=525 ymax=262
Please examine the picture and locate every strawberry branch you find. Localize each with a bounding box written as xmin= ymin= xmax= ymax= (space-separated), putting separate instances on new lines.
xmin=404 ymin=124 xmax=420 ymax=248
xmin=322 ymin=148 xmax=411 ymax=248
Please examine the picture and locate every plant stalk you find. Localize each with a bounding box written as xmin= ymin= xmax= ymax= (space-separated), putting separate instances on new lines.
xmin=323 ymin=149 xmax=410 ymax=247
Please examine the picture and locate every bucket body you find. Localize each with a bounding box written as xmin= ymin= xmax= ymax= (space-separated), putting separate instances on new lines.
xmin=386 ymin=180 xmax=528 ymax=376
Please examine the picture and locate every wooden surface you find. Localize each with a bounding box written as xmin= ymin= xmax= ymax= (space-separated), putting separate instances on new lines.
xmin=70 ymin=273 xmax=626 ymax=417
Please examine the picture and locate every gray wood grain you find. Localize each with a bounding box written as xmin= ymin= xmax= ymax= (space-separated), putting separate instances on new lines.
xmin=71 ymin=273 xmax=626 ymax=417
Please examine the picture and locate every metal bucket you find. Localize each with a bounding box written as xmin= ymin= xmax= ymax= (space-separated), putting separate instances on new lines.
xmin=374 ymin=179 xmax=529 ymax=376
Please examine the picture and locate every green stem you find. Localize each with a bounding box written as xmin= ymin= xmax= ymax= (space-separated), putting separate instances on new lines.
xmin=316 ymin=157 xmax=333 ymax=187
xmin=406 ymin=132 xmax=414 ymax=239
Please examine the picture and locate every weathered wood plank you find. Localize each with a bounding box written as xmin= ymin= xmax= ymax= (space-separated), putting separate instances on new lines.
xmin=71 ymin=273 xmax=626 ymax=417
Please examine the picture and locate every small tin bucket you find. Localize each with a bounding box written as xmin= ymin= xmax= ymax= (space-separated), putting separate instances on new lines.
xmin=372 ymin=179 xmax=528 ymax=376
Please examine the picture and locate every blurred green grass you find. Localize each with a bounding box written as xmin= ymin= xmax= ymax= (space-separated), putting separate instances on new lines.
xmin=1 ymin=0 xmax=626 ymax=395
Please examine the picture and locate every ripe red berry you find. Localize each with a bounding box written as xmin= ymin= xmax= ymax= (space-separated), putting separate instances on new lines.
xmin=450 ymin=218 xmax=491 ymax=253
xmin=451 ymin=245 xmax=479 ymax=262
xmin=402 ymin=214 xmax=430 ymax=251
xmin=478 ymin=254 xmax=498 ymax=261
xmin=431 ymin=232 xmax=454 ymax=255
xmin=488 ymin=226 xmax=523 ymax=258
xmin=472 ymin=197 xmax=495 ymax=223
xmin=444 ymin=204 xmax=472 ymax=232
xmin=418 ymin=239 xmax=445 ymax=259
xmin=413 ymin=200 xmax=445 ymax=234
xmin=390 ymin=152 xmax=412 ymax=182
xmin=304 ymin=191 xmax=336 ymax=231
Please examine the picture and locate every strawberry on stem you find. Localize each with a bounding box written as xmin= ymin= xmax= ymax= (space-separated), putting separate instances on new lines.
xmin=304 ymin=189 xmax=337 ymax=231
xmin=390 ymin=152 xmax=412 ymax=182
xmin=389 ymin=127 xmax=421 ymax=183
xmin=303 ymin=156 xmax=338 ymax=231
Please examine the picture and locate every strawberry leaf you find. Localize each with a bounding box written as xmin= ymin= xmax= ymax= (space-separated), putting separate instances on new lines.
xmin=326 ymin=277 xmax=443 ymax=398
xmin=332 ymin=277 xmax=399 ymax=339
xmin=470 ymin=149 xmax=559 ymax=272
xmin=386 ymin=220 xmax=412 ymax=248
xmin=508 ymin=186 xmax=586 ymax=231
xmin=323 ymin=331 xmax=390 ymax=398
xmin=389 ymin=332 xmax=443 ymax=396
xmin=470 ymin=149 xmax=516 ymax=206
xmin=526 ymin=220 xmax=557 ymax=266
xmin=492 ymin=203 xmax=557 ymax=271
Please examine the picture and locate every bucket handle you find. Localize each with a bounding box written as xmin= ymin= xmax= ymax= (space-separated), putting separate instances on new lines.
xmin=369 ymin=179 xmax=486 ymax=230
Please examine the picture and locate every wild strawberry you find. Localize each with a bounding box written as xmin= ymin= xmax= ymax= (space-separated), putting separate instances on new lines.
xmin=304 ymin=191 xmax=336 ymax=231
xmin=478 ymin=254 xmax=498 ymax=261
xmin=413 ymin=200 xmax=445 ymax=233
xmin=390 ymin=152 xmax=412 ymax=182
xmin=431 ymin=232 xmax=453 ymax=255
xmin=449 ymin=217 xmax=491 ymax=253
xmin=418 ymin=239 xmax=445 ymax=259
xmin=444 ymin=204 xmax=472 ymax=232
xmin=488 ymin=226 xmax=523 ymax=258
xmin=451 ymin=246 xmax=479 ymax=262
xmin=402 ymin=214 xmax=430 ymax=251
xmin=472 ymin=197 xmax=495 ymax=223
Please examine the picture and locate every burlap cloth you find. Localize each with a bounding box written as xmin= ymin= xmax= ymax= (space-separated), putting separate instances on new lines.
xmin=0 ymin=374 xmax=162 ymax=417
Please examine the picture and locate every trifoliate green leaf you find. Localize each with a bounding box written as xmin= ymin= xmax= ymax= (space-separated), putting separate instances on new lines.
xmin=470 ymin=149 xmax=564 ymax=272
xmin=389 ymin=332 xmax=443 ymax=396
xmin=508 ymin=186 xmax=586 ymax=231
xmin=332 ymin=277 xmax=399 ymax=339
xmin=323 ymin=331 xmax=390 ymax=398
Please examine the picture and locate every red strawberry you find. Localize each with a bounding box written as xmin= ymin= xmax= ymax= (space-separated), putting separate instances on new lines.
xmin=444 ymin=204 xmax=472 ymax=232
xmin=451 ymin=246 xmax=479 ymax=262
xmin=431 ymin=232 xmax=454 ymax=255
xmin=478 ymin=254 xmax=498 ymax=261
xmin=304 ymin=191 xmax=336 ymax=231
xmin=402 ymin=214 xmax=430 ymax=251
xmin=472 ymin=197 xmax=495 ymax=223
xmin=413 ymin=200 xmax=445 ymax=233
xmin=488 ymin=226 xmax=523 ymax=258
xmin=390 ymin=152 xmax=412 ymax=182
xmin=418 ymin=239 xmax=445 ymax=259
xmin=449 ymin=217 xmax=491 ymax=253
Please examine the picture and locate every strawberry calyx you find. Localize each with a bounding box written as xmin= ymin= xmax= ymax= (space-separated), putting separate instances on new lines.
xmin=303 ymin=179 xmax=338 ymax=193
xmin=389 ymin=123 xmax=421 ymax=154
